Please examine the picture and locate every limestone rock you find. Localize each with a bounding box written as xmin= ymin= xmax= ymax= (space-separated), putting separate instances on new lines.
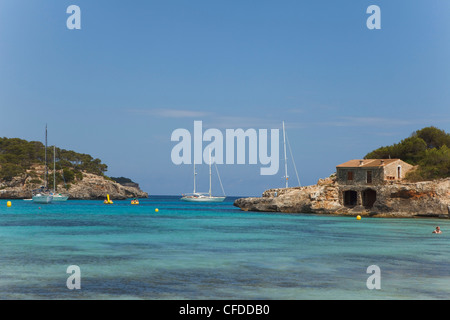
xmin=66 ymin=173 xmax=148 ymax=200
xmin=0 ymin=169 xmax=148 ymax=200
xmin=234 ymin=177 xmax=450 ymax=219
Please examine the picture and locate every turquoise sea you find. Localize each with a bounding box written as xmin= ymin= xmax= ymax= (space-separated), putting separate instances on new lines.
xmin=0 ymin=196 xmax=449 ymax=300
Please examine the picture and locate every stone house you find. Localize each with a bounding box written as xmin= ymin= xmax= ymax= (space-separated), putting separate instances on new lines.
xmin=335 ymin=159 xmax=414 ymax=209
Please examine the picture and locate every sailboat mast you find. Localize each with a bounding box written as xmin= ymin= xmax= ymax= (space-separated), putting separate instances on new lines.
xmin=45 ymin=125 xmax=48 ymax=190
xmin=193 ymin=160 xmax=196 ymax=194
xmin=283 ymin=121 xmax=288 ymax=188
xmin=209 ymin=149 xmax=212 ymax=197
xmin=53 ymin=145 xmax=56 ymax=193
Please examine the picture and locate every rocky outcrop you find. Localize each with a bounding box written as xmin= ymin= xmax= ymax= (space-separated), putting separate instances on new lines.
xmin=63 ymin=173 xmax=148 ymax=200
xmin=0 ymin=169 xmax=148 ymax=200
xmin=234 ymin=177 xmax=450 ymax=219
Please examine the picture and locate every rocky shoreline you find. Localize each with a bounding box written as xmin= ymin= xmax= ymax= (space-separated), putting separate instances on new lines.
xmin=234 ymin=177 xmax=450 ymax=219
xmin=0 ymin=171 xmax=148 ymax=200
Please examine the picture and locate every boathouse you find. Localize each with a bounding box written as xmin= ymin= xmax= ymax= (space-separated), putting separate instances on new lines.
xmin=336 ymin=159 xmax=414 ymax=209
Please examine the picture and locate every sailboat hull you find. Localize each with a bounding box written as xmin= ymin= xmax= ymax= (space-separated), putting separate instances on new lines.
xmin=32 ymin=194 xmax=53 ymax=204
xmin=181 ymin=196 xmax=226 ymax=202
xmin=52 ymin=195 xmax=69 ymax=202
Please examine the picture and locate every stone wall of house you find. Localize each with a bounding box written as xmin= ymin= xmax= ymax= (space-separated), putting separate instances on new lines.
xmin=336 ymin=160 xmax=415 ymax=185
xmin=336 ymin=167 xmax=384 ymax=185
xmin=383 ymin=160 xmax=414 ymax=180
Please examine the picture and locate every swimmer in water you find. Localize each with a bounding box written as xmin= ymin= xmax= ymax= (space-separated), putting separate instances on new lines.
xmin=432 ymin=226 xmax=442 ymax=234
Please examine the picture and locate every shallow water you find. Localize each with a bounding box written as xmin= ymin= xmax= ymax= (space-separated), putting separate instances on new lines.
xmin=0 ymin=196 xmax=449 ymax=299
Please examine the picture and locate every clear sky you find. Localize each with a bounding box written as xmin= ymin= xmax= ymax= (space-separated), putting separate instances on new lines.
xmin=1 ymin=0 xmax=449 ymax=196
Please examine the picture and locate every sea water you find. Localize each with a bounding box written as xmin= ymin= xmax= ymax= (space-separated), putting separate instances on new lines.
xmin=0 ymin=196 xmax=449 ymax=300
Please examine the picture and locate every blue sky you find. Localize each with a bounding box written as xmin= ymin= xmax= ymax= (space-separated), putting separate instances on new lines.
xmin=1 ymin=1 xmax=449 ymax=196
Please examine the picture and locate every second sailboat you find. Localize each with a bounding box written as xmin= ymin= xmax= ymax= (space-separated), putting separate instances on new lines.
xmin=181 ymin=149 xmax=226 ymax=202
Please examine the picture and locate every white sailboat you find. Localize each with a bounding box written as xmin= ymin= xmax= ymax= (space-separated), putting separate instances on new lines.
xmin=51 ymin=145 xmax=69 ymax=202
xmin=32 ymin=125 xmax=53 ymax=204
xmin=181 ymin=149 xmax=226 ymax=202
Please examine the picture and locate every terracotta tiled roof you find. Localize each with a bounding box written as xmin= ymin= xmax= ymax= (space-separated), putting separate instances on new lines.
xmin=336 ymin=159 xmax=400 ymax=168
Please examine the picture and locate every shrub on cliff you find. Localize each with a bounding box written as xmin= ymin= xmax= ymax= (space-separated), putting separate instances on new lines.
xmin=365 ymin=126 xmax=450 ymax=181
xmin=406 ymin=145 xmax=450 ymax=181
xmin=0 ymin=163 xmax=25 ymax=181
xmin=110 ymin=177 xmax=134 ymax=184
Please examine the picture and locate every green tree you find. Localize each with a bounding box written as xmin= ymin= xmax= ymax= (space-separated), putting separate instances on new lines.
xmin=62 ymin=168 xmax=75 ymax=183
xmin=413 ymin=126 xmax=450 ymax=149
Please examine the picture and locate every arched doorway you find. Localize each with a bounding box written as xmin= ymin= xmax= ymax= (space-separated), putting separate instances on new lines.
xmin=362 ymin=189 xmax=377 ymax=209
xmin=343 ymin=190 xmax=358 ymax=207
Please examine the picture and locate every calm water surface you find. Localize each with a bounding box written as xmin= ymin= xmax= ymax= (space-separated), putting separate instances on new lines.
xmin=0 ymin=196 xmax=449 ymax=299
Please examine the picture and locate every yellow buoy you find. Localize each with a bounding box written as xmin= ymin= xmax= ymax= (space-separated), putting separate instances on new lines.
xmin=155 ymin=208 xmax=159 ymax=213
xmin=7 ymin=201 xmax=12 ymax=207
xmin=104 ymin=194 xmax=113 ymax=204
xmin=356 ymin=215 xmax=361 ymax=220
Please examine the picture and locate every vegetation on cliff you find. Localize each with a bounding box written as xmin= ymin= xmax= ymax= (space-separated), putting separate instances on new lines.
xmin=0 ymin=137 xmax=108 ymax=184
xmin=365 ymin=126 xmax=450 ymax=181
xmin=110 ymin=177 xmax=135 ymax=184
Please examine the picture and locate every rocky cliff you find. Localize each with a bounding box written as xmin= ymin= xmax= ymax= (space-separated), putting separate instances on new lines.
xmin=0 ymin=167 xmax=148 ymax=200
xmin=234 ymin=176 xmax=450 ymax=219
